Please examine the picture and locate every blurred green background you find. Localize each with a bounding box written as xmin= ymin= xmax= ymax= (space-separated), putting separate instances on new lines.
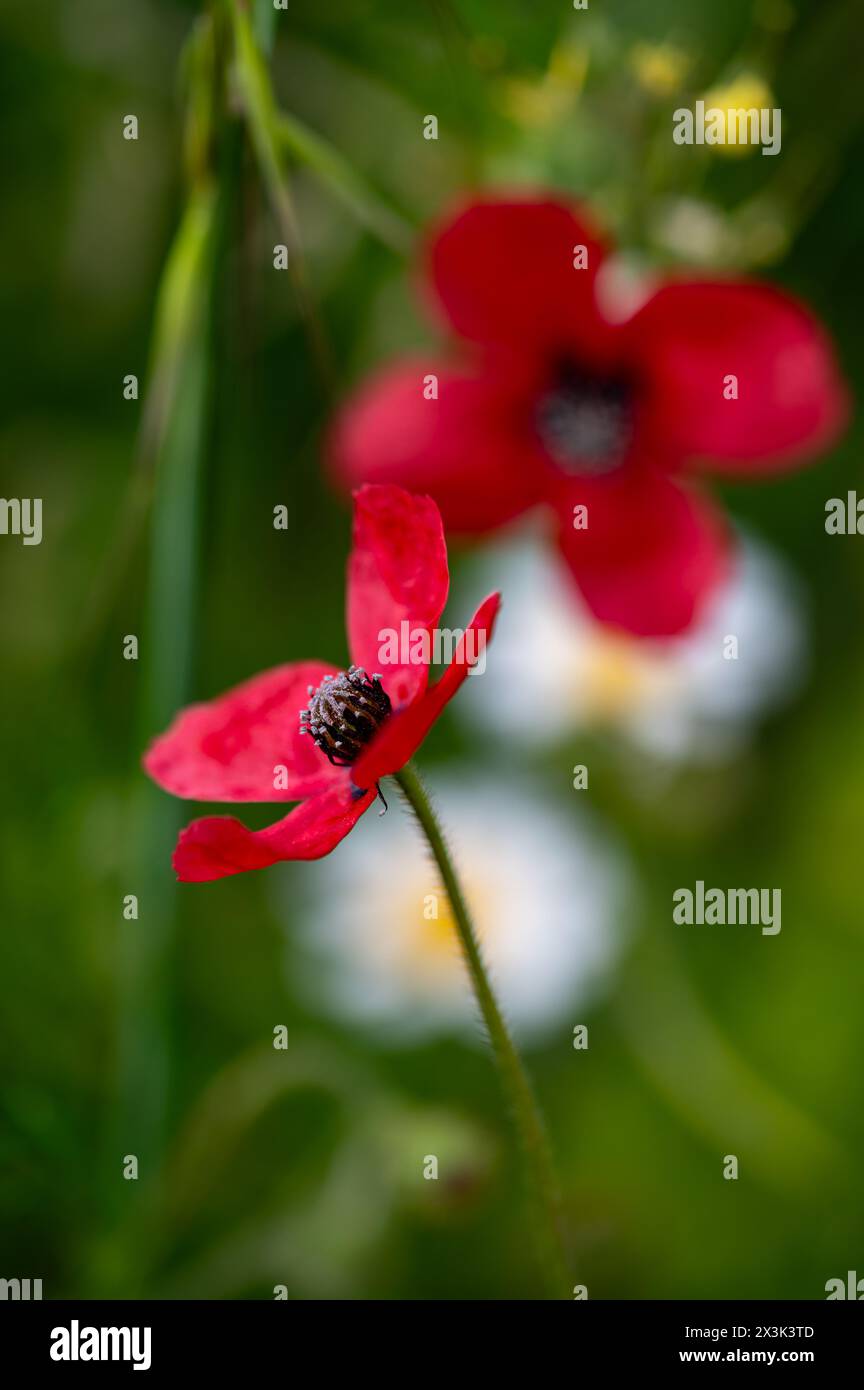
xmin=2 ymin=0 xmax=863 ymax=1300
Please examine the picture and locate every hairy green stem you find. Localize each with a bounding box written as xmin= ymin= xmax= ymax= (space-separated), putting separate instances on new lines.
xmin=394 ymin=761 xmax=572 ymax=1298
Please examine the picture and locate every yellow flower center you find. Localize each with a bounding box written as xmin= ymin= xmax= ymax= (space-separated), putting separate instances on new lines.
xmin=384 ymin=870 xmax=494 ymax=985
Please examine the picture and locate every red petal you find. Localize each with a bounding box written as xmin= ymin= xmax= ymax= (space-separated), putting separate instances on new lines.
xmin=427 ymin=194 xmax=613 ymax=357
xmin=554 ymin=469 xmax=728 ymax=637
xmin=172 ymin=781 xmax=377 ymax=882
xmin=346 ymin=484 xmax=450 ymax=708
xmin=143 ymin=661 xmax=342 ymax=803
xmin=329 ymin=358 xmax=547 ymax=534
xmin=628 ymin=280 xmax=849 ymax=472
xmin=352 ymin=592 xmax=501 ymax=786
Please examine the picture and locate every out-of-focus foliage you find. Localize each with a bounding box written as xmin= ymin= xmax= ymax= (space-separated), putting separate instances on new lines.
xmin=1 ymin=0 xmax=863 ymax=1299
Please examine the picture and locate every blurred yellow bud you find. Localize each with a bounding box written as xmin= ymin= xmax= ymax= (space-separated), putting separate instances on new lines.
xmin=630 ymin=42 xmax=689 ymax=97
xmin=700 ymin=73 xmax=776 ymax=157
xmin=500 ymin=43 xmax=587 ymax=128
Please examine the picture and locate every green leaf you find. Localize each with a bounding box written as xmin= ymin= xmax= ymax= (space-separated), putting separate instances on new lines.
xmin=253 ymin=0 xmax=279 ymax=57
xmin=278 ymin=110 xmax=414 ymax=252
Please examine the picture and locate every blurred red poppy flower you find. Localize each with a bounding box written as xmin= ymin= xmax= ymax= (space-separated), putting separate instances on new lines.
xmin=144 ymin=485 xmax=499 ymax=882
xmin=329 ymin=195 xmax=848 ymax=636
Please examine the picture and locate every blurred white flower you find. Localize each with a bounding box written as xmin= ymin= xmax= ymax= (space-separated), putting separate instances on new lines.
xmin=279 ymin=777 xmax=628 ymax=1045
xmin=458 ymin=531 xmax=806 ymax=764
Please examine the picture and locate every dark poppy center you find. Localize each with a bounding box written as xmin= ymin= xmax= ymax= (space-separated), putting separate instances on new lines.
xmin=535 ymin=367 xmax=633 ymax=476
xmin=299 ymin=666 xmax=392 ymax=767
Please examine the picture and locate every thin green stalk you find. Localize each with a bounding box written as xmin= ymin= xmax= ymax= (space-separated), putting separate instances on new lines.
xmin=225 ymin=0 xmax=333 ymax=386
xmin=114 ymin=183 xmax=219 ymax=1211
xmin=103 ymin=9 xmax=230 ymax=1294
xmin=393 ymin=761 xmax=572 ymax=1298
xmin=277 ymin=111 xmax=414 ymax=254
xmin=75 ymin=10 xmax=223 ymax=661
xmin=241 ymin=1 xmax=413 ymax=251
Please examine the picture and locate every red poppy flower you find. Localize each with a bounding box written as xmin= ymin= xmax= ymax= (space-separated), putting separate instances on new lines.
xmin=329 ymin=194 xmax=849 ymax=637
xmin=144 ymin=485 xmax=499 ymax=882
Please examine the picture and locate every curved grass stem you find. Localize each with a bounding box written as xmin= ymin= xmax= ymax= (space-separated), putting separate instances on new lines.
xmin=394 ymin=760 xmax=572 ymax=1298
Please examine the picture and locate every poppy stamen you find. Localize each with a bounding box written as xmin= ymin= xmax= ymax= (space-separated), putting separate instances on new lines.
xmin=299 ymin=666 xmax=392 ymax=768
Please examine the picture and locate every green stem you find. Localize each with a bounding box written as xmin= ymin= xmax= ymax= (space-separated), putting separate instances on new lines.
xmin=104 ymin=11 xmax=229 ymax=1294
xmin=393 ymin=761 xmax=572 ymax=1298
xmin=276 ymin=111 xmax=414 ymax=254
xmin=225 ymin=0 xmax=333 ymax=388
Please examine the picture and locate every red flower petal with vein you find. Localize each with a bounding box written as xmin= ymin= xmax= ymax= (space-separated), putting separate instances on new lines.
xmin=353 ymin=591 xmax=501 ymax=786
xmin=143 ymin=485 xmax=499 ymax=883
xmin=172 ymin=784 xmax=378 ymax=884
xmin=142 ymin=661 xmax=342 ymax=803
xmin=330 ymin=193 xmax=849 ymax=637
xmin=347 ymin=481 xmax=449 ymax=706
